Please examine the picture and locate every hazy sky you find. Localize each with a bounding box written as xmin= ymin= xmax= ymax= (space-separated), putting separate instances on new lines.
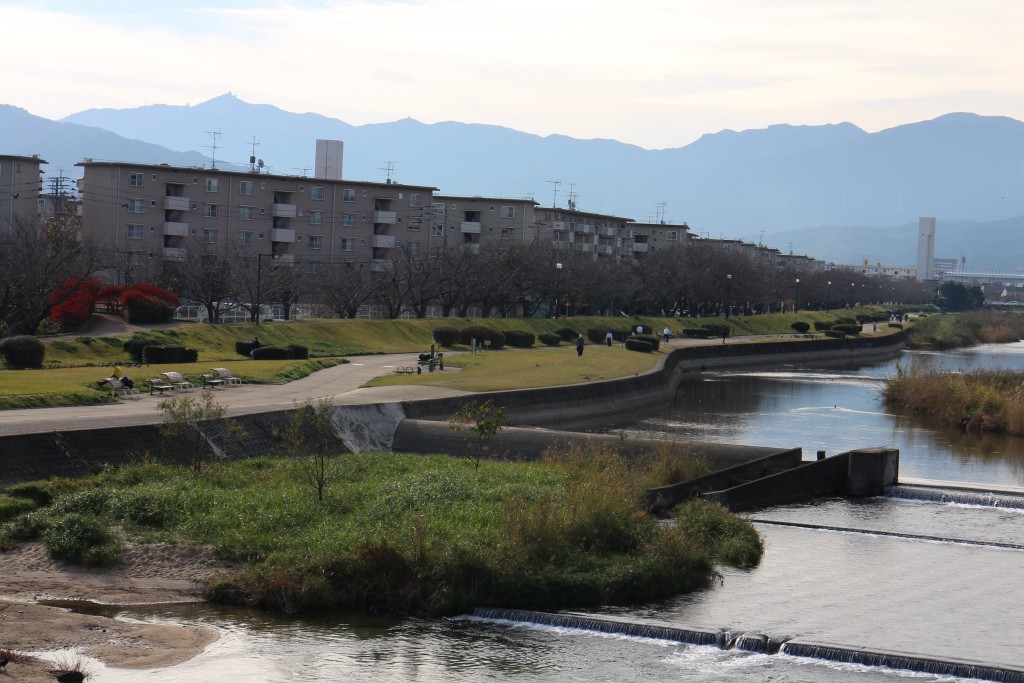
xmin=3 ymin=0 xmax=1022 ymax=149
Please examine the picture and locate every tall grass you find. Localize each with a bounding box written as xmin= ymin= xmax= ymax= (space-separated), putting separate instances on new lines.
xmin=906 ymin=311 xmax=1024 ymax=350
xmin=883 ymin=364 xmax=1024 ymax=433
xmin=0 ymin=444 xmax=758 ymax=616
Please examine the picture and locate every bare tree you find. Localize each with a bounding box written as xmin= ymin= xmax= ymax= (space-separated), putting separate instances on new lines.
xmin=163 ymin=235 xmax=240 ymax=323
xmin=315 ymin=260 xmax=375 ymax=318
xmin=283 ymin=397 xmax=343 ymax=501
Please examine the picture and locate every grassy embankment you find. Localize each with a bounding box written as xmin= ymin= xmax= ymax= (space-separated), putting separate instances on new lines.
xmin=1 ymin=307 xmax=894 ymax=408
xmin=886 ymin=311 xmax=1024 ymax=433
xmin=0 ymin=442 xmax=762 ymax=616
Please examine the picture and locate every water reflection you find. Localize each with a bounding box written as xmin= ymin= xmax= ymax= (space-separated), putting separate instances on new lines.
xmin=625 ymin=345 xmax=1024 ymax=486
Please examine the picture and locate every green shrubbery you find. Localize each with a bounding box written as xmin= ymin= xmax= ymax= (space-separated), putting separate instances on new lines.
xmin=538 ymin=332 xmax=562 ymax=346
xmin=251 ymin=345 xmax=293 ymax=360
xmin=461 ymin=326 xmax=506 ymax=350
xmin=625 ymin=338 xmax=653 ymax=353
xmin=503 ymin=330 xmax=536 ymax=348
xmin=832 ymin=324 xmax=861 ymax=336
xmin=555 ymin=327 xmax=578 ymax=342
xmin=813 ymin=321 xmax=833 ymax=331
xmin=790 ymin=321 xmax=810 ymax=333
xmin=432 ymin=326 xmax=461 ymax=347
xmin=632 ymin=333 xmax=660 ymax=352
xmin=142 ymin=345 xmax=199 ymax=364
xmin=0 ymin=335 xmax=45 ymax=368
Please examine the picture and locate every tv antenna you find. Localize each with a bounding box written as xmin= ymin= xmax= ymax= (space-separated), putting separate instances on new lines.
xmin=566 ymin=183 xmax=577 ymax=210
xmin=380 ymin=161 xmax=396 ymax=183
xmin=547 ymin=179 xmax=561 ymax=208
xmin=203 ymin=129 xmax=222 ymax=169
xmin=655 ymin=202 xmax=667 ymax=224
xmin=248 ymin=136 xmax=261 ymax=173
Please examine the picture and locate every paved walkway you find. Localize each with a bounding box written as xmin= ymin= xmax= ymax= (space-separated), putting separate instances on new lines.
xmin=0 ymin=353 xmax=469 ymax=437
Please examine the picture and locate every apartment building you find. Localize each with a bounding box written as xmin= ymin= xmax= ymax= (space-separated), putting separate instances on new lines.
xmin=627 ymin=222 xmax=692 ymax=257
xmin=431 ymin=196 xmax=540 ymax=252
xmin=0 ymin=154 xmax=45 ymax=234
xmin=77 ymin=160 xmax=436 ymax=282
xmin=534 ymin=206 xmax=634 ymax=259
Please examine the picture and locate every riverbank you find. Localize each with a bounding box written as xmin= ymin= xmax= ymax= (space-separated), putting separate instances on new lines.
xmin=905 ymin=310 xmax=1024 ymax=349
xmin=0 ymin=541 xmax=221 ymax=681
xmin=884 ymin=366 xmax=1024 ymax=434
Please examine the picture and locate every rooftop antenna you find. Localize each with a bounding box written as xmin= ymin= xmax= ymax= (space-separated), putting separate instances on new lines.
xmin=547 ymin=179 xmax=561 ymax=208
xmin=567 ymin=190 xmax=578 ymax=211
xmin=292 ymin=167 xmax=311 ymax=177
xmin=759 ymin=230 xmax=765 ymax=246
xmin=203 ymin=129 xmax=222 ymax=169
xmin=655 ymin=202 xmax=666 ymax=224
xmin=380 ymin=161 xmax=396 ymax=184
xmin=248 ymin=136 xmax=261 ymax=173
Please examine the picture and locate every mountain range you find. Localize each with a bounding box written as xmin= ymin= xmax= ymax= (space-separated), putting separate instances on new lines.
xmin=2 ymin=93 xmax=1023 ymax=269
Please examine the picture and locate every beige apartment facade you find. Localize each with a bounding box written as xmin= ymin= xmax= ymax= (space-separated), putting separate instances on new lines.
xmin=431 ymin=195 xmax=541 ymax=251
xmin=77 ymin=160 xmax=436 ymax=283
xmin=534 ymin=206 xmax=634 ymax=259
xmin=627 ymin=221 xmax=692 ymax=257
xmin=1 ymin=154 xmax=46 ymax=235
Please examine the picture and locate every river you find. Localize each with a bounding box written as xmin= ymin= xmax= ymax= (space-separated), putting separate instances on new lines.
xmin=55 ymin=344 xmax=1024 ymax=681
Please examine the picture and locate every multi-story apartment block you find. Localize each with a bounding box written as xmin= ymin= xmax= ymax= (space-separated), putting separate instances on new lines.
xmin=431 ymin=196 xmax=541 ymax=252
xmin=77 ymin=159 xmax=435 ymax=282
xmin=534 ymin=206 xmax=634 ymax=259
xmin=1 ymin=154 xmax=46 ymax=234
xmin=627 ymin=222 xmax=692 ymax=257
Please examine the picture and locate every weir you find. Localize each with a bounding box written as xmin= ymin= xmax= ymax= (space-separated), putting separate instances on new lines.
xmin=470 ymin=608 xmax=1024 ymax=683
xmin=886 ymin=484 xmax=1024 ymax=509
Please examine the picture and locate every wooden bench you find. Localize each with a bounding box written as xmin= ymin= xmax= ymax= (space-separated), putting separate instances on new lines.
xmin=201 ymin=373 xmax=225 ymax=388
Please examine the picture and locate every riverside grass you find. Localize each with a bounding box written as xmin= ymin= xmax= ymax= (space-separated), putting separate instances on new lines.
xmin=0 ymin=443 xmax=759 ymax=617
xmin=883 ymin=365 xmax=1024 ymax=435
xmin=905 ymin=310 xmax=1024 ymax=350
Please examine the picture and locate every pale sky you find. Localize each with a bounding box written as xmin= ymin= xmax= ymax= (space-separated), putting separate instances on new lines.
xmin=2 ymin=0 xmax=1023 ymax=149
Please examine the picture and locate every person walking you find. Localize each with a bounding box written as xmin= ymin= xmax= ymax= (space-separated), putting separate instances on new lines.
xmin=663 ymin=326 xmax=671 ymax=344
xmin=605 ymin=330 xmax=613 ymax=347
xmin=576 ymin=334 xmax=585 ymax=358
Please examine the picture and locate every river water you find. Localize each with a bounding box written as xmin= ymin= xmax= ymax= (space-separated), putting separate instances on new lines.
xmin=61 ymin=344 xmax=1024 ymax=681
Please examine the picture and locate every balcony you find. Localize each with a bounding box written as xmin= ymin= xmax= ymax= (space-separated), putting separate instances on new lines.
xmin=272 ymin=203 xmax=297 ymax=218
xmin=372 ymin=234 xmax=396 ymax=249
xmin=271 ymin=228 xmax=296 ymax=243
xmin=460 ymin=221 xmax=481 ymax=234
xmin=632 ymin=242 xmax=649 ymax=252
xmin=576 ymin=223 xmax=594 ymax=235
xmin=163 ymin=221 xmax=188 ymax=237
xmin=162 ymin=247 xmax=187 ymax=260
xmin=373 ymin=210 xmax=397 ymax=225
xmin=552 ymin=221 xmax=566 ymax=231
xmin=599 ymin=226 xmax=617 ymax=237
xmin=164 ymin=196 xmax=189 ymax=211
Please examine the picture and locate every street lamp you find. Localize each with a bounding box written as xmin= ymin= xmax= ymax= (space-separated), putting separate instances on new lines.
xmin=725 ymin=274 xmax=732 ymax=318
xmin=827 ymin=281 xmax=832 ymax=311
xmin=794 ymin=278 xmax=801 ymax=313
xmin=554 ymin=262 xmax=563 ymax=319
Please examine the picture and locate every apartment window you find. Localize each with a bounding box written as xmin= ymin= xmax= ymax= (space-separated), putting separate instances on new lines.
xmin=238 ymin=230 xmax=253 ymax=246
xmin=309 ymin=235 xmax=323 ymax=250
xmin=431 ymin=224 xmax=444 ymax=237
xmin=340 ymin=237 xmax=355 ymax=252
xmin=341 ymin=213 xmax=356 ymax=227
xmin=500 ymin=205 xmax=515 ymax=219
xmin=126 ymin=224 xmax=143 ymax=240
xmin=204 ymin=178 xmax=220 ymax=193
xmin=203 ymin=228 xmax=218 ymax=244
xmin=310 ymin=186 xmax=324 ymax=200
xmin=342 ymin=188 xmax=356 ymax=202
xmin=407 ymin=217 xmax=421 ymax=232
xmin=408 ymin=241 xmax=421 ymax=255
xmin=409 ymin=193 xmax=422 ymax=208
xmin=129 ymin=172 xmax=144 ymax=187
xmin=307 ymin=260 xmax=321 ymax=273
xmin=204 ymin=204 xmax=219 ymax=218
xmin=500 ymin=228 xmax=513 ymax=240
xmin=238 ymin=205 xmax=254 ymax=221
xmin=240 ymin=180 xmax=254 ymax=196
xmin=127 ymin=198 xmax=145 ymax=214
xmin=308 ymin=210 xmax=323 ymax=225
xmin=666 ymin=230 xmax=678 ymax=241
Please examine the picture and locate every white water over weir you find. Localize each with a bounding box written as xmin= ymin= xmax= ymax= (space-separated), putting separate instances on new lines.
xmin=471 ymin=607 xmax=1024 ymax=683
xmin=886 ymin=484 xmax=1024 ymax=509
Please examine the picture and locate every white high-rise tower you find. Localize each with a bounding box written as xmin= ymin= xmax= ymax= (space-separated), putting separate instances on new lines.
xmin=916 ymin=217 xmax=936 ymax=281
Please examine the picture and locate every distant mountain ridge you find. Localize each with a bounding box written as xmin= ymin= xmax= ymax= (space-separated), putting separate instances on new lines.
xmin=2 ymin=94 xmax=1023 ymax=268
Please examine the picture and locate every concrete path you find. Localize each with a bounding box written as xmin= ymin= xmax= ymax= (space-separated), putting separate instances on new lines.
xmin=0 ymin=353 xmax=469 ymax=437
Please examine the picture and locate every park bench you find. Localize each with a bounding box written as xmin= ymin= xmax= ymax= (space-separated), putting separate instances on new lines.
xmin=211 ymin=367 xmax=243 ymax=386
xmin=148 ymin=378 xmax=174 ymax=395
xmin=160 ymin=371 xmax=195 ymax=391
xmin=394 ymin=366 xmax=416 ymax=374
xmin=201 ymin=373 xmax=225 ymax=388
xmin=103 ymin=377 xmax=140 ymax=399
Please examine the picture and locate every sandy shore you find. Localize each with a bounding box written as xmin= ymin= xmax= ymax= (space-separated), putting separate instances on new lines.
xmin=0 ymin=541 xmax=224 ymax=681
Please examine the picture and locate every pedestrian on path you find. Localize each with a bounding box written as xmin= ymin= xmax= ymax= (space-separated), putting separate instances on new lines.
xmin=576 ymin=335 xmax=585 ymax=358
xmin=605 ymin=330 xmax=613 ymax=347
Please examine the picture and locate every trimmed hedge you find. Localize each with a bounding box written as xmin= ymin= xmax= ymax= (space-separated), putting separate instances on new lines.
xmin=586 ymin=327 xmax=612 ymax=344
xmin=790 ymin=321 xmax=810 ymax=333
xmin=632 ymin=333 xmax=661 ymax=352
xmin=538 ymin=332 xmax=562 ymax=346
xmin=236 ymin=340 xmax=258 ymax=357
xmin=889 ymin=322 xmax=903 ymax=329
xmin=813 ymin=321 xmax=833 ymax=331
xmin=702 ymin=322 xmax=731 ymax=338
xmin=460 ymin=326 xmax=506 ymax=350
xmin=823 ymin=329 xmax=846 ymax=338
xmin=625 ymin=338 xmax=654 ymax=353
xmin=504 ymin=330 xmax=536 ymax=348
xmin=432 ymin=326 xmax=461 ymax=347
xmin=682 ymin=328 xmax=714 ymax=338
xmin=141 ymin=345 xmax=199 ymax=364
xmin=287 ymin=344 xmax=309 ymax=360
xmin=124 ymin=296 xmax=174 ymax=324
xmin=124 ymin=334 xmax=163 ymax=362
xmin=251 ymin=345 xmax=293 ymax=360
xmin=833 ymin=324 xmax=862 ymax=336
xmin=555 ymin=327 xmax=578 ymax=342
xmin=0 ymin=335 xmax=45 ymax=368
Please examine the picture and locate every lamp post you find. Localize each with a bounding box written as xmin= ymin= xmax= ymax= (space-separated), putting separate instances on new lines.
xmin=794 ymin=278 xmax=801 ymax=313
xmin=554 ymin=262 xmax=563 ymax=319
xmin=827 ymin=281 xmax=832 ymax=311
xmin=725 ymin=274 xmax=732 ymax=318
xmin=850 ymin=282 xmax=856 ymax=309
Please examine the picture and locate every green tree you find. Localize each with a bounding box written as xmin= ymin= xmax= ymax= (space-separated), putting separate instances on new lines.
xmin=283 ymin=397 xmax=342 ymax=501
xmin=449 ymin=399 xmax=507 ymax=468
xmin=936 ymin=281 xmax=985 ymax=311
xmin=158 ymin=392 xmax=240 ymax=473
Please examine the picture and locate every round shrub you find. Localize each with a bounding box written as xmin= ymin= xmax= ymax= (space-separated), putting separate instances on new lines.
xmin=141 ymin=345 xmax=199 ymax=364
xmin=633 ymin=333 xmax=660 ymax=352
xmin=586 ymin=327 xmax=611 ymax=344
xmin=813 ymin=321 xmax=833 ymax=331
xmin=123 ymin=295 xmax=174 ymax=323
xmin=236 ymin=340 xmax=257 ymax=357
xmin=790 ymin=321 xmax=810 ymax=333
xmin=432 ymin=326 xmax=461 ymax=347
xmin=0 ymin=335 xmax=45 ymax=368
xmin=504 ymin=330 xmax=536 ymax=348
xmin=833 ymin=324 xmax=861 ymax=336
xmin=625 ymin=338 xmax=653 ymax=353
xmin=611 ymin=329 xmax=633 ymax=342
xmin=43 ymin=513 xmax=122 ymax=567
xmin=251 ymin=345 xmax=293 ymax=360
xmin=555 ymin=327 xmax=578 ymax=342
xmin=288 ymin=344 xmax=309 ymax=360
xmin=702 ymin=322 xmax=730 ymax=338
xmin=123 ymin=334 xmax=162 ymax=362
xmin=823 ymin=329 xmax=846 ymax=338
xmin=889 ymin=322 xmax=903 ymax=329
xmin=460 ymin=326 xmax=506 ymax=350
xmin=539 ymin=332 xmax=562 ymax=346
